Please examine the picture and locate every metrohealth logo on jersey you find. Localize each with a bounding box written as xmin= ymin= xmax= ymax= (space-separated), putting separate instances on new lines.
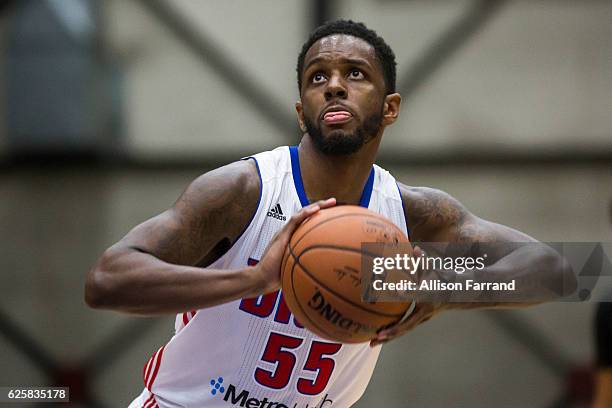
xmin=267 ymin=203 xmax=287 ymax=221
xmin=209 ymin=376 xmax=334 ymax=408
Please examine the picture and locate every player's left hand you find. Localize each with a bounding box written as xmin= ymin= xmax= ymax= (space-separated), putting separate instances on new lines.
xmin=369 ymin=245 xmax=446 ymax=347
xmin=369 ymin=301 xmax=443 ymax=347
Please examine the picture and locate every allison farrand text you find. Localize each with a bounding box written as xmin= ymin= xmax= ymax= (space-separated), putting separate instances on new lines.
xmin=371 ymin=278 xmax=516 ymax=292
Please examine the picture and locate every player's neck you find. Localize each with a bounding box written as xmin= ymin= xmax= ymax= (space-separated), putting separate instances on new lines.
xmin=297 ymin=135 xmax=379 ymax=205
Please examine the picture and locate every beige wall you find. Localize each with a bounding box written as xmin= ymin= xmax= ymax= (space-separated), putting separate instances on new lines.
xmin=1 ymin=1 xmax=610 ymax=158
xmin=99 ymin=0 xmax=612 ymax=159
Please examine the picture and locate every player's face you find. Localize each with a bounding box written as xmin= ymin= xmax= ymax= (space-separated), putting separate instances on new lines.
xmin=297 ymin=35 xmax=391 ymax=155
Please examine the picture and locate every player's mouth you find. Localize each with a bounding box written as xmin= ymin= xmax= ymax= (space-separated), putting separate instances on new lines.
xmin=322 ymin=106 xmax=353 ymax=125
xmin=324 ymin=111 xmax=352 ymax=125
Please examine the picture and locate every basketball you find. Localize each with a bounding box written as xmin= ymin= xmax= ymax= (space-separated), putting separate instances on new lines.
xmin=281 ymin=205 xmax=414 ymax=343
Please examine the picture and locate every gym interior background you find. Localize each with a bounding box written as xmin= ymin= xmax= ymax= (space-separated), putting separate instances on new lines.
xmin=0 ymin=0 xmax=611 ymax=407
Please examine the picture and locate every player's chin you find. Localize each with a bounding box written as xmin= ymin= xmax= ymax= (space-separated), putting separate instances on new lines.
xmin=323 ymin=128 xmax=352 ymax=139
xmin=321 ymin=119 xmax=356 ymax=132
xmin=321 ymin=124 xmax=359 ymax=140
xmin=318 ymin=131 xmax=365 ymax=155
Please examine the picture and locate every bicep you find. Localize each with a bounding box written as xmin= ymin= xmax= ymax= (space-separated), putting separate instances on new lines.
xmin=401 ymin=183 xmax=537 ymax=258
xmin=118 ymin=160 xmax=260 ymax=266
xmin=119 ymin=209 xmax=212 ymax=266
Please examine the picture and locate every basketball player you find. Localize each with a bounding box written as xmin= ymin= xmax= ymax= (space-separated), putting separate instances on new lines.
xmin=86 ymin=20 xmax=574 ymax=408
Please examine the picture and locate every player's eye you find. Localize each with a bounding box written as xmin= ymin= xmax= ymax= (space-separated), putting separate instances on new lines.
xmin=348 ymin=69 xmax=364 ymax=80
xmin=312 ymin=73 xmax=326 ymax=84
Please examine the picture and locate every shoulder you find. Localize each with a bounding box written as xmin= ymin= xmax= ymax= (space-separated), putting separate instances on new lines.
xmin=397 ymin=184 xmax=470 ymax=240
xmin=192 ymin=159 xmax=260 ymax=192
xmin=173 ymin=159 xmax=261 ymax=242
xmin=397 ymin=184 xmax=466 ymax=212
xmin=115 ymin=159 xmax=262 ymax=266
xmin=182 ymin=159 xmax=260 ymax=206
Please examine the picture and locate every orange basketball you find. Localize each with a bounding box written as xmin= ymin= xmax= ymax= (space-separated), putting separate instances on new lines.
xmin=281 ymin=205 xmax=413 ymax=343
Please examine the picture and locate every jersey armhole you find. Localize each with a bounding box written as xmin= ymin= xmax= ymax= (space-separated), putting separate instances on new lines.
xmin=231 ymin=156 xmax=263 ymax=245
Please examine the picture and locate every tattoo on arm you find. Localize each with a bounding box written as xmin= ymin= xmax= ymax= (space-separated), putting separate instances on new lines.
xmin=121 ymin=159 xmax=260 ymax=266
xmin=401 ymin=186 xmax=468 ymax=242
xmin=400 ymin=184 xmax=534 ymax=260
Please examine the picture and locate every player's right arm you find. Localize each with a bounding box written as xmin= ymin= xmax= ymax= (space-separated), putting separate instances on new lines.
xmin=85 ymin=159 xmax=334 ymax=315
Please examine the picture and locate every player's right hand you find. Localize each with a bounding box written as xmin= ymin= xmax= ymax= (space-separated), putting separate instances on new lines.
xmin=248 ymin=198 xmax=336 ymax=297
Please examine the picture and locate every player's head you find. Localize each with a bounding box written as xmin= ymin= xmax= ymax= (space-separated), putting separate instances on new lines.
xmin=295 ymin=20 xmax=401 ymax=155
xmin=297 ymin=20 xmax=397 ymax=96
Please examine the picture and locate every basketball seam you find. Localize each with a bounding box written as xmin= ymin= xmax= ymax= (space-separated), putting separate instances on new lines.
xmin=293 ymin=244 xmax=392 ymax=261
xmin=288 ymin=245 xmax=406 ymax=318
xmin=292 ymin=211 xmax=405 ymax=250
xmin=288 ymin=249 xmax=344 ymax=342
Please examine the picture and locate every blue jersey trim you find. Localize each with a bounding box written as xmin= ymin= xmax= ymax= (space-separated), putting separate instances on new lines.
xmin=289 ymin=145 xmax=374 ymax=209
xmin=289 ymin=145 xmax=311 ymax=208
xmin=233 ymin=156 xmax=263 ymax=244
xmin=396 ymin=182 xmax=411 ymax=240
xmin=358 ymin=168 xmax=375 ymax=208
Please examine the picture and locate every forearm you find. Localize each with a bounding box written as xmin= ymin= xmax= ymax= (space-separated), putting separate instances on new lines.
xmin=85 ymin=246 xmax=263 ymax=315
xmin=440 ymin=245 xmax=576 ymax=310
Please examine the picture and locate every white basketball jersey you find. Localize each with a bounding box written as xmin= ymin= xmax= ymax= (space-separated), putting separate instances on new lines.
xmin=129 ymin=146 xmax=409 ymax=408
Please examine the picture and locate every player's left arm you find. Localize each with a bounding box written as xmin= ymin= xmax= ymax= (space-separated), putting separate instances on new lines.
xmin=370 ymin=184 xmax=576 ymax=346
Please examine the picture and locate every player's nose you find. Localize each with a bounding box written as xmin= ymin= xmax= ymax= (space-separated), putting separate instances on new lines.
xmin=324 ymin=73 xmax=347 ymax=100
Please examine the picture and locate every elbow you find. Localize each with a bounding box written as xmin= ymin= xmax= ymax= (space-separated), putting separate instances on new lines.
xmin=559 ymin=256 xmax=577 ymax=297
xmin=85 ymin=269 xmax=110 ymax=309
xmin=544 ymin=247 xmax=577 ymax=298
xmin=85 ymin=249 xmax=124 ymax=309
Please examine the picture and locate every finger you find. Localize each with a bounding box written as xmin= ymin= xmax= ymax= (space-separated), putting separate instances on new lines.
xmin=286 ymin=207 xmax=318 ymax=230
xmin=314 ymin=198 xmax=337 ymax=210
xmin=370 ymin=303 xmax=438 ymax=346
xmin=376 ymin=306 xmax=428 ymax=339
xmin=289 ymin=206 xmax=320 ymax=227
xmin=371 ymin=322 xmax=404 ymax=345
xmin=307 ymin=198 xmax=336 ymax=209
xmin=270 ymin=199 xmax=336 ymax=249
xmin=369 ymin=338 xmax=387 ymax=347
xmin=370 ymin=308 xmax=422 ymax=346
xmin=288 ymin=198 xmax=336 ymax=227
xmin=413 ymin=245 xmax=423 ymax=258
xmin=370 ymin=331 xmax=390 ymax=347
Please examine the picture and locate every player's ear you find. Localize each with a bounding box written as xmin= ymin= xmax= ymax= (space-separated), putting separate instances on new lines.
xmin=382 ymin=93 xmax=401 ymax=126
xmin=295 ymin=100 xmax=307 ymax=133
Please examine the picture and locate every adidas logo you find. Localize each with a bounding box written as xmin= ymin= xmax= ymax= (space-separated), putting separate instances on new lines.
xmin=267 ymin=203 xmax=287 ymax=221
